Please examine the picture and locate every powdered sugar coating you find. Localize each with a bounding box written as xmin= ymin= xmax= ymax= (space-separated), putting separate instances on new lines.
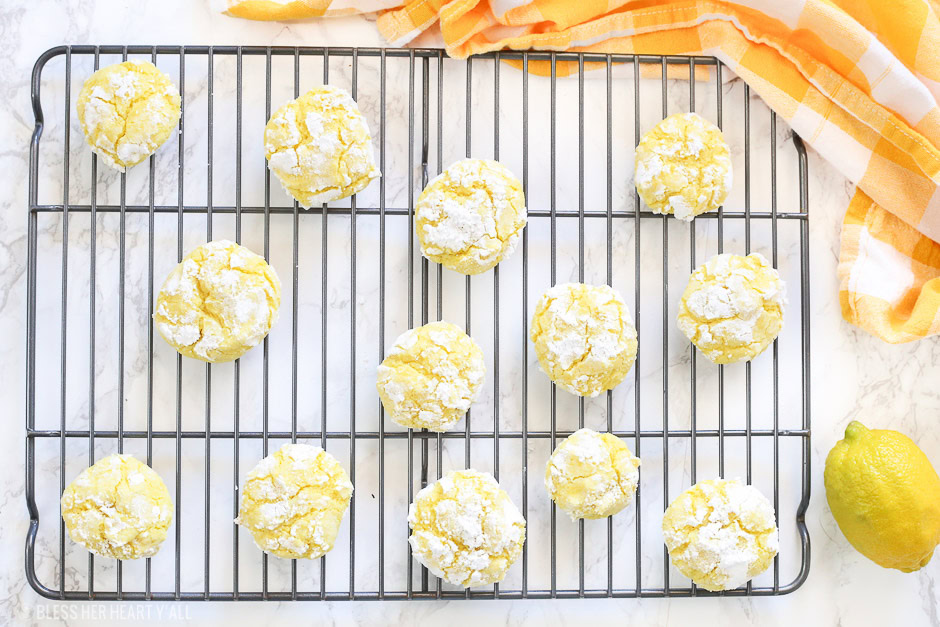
xmin=154 ymin=240 xmax=281 ymax=363
xmin=76 ymin=60 xmax=181 ymax=172
xmin=529 ymin=283 xmax=637 ymax=397
xmin=264 ymin=85 xmax=379 ymax=207
xmin=634 ymin=112 xmax=732 ymax=220
xmin=677 ymin=252 xmax=785 ymax=364
xmin=662 ymin=478 xmax=779 ymax=591
xmin=545 ymin=428 xmax=640 ymax=520
xmin=408 ymin=469 xmax=525 ymax=587
xmin=415 ymin=158 xmax=526 ymax=275
xmin=61 ymin=454 xmax=173 ymax=560
xmin=235 ymin=443 xmax=353 ymax=560
xmin=377 ymin=321 xmax=485 ymax=431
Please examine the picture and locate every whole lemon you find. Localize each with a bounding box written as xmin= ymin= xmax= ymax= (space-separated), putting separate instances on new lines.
xmin=824 ymin=420 xmax=940 ymax=572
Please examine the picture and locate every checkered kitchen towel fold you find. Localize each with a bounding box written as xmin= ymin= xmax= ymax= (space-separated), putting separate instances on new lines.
xmin=217 ymin=0 xmax=940 ymax=343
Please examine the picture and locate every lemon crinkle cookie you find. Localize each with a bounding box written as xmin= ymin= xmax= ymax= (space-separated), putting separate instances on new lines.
xmin=415 ymin=158 xmax=527 ymax=275
xmin=264 ymin=85 xmax=379 ymax=207
xmin=634 ymin=112 xmax=731 ymax=220
xmin=408 ymin=469 xmax=525 ymax=587
xmin=677 ymin=252 xmax=785 ymax=364
xmin=529 ymin=283 xmax=638 ymax=397
xmin=662 ymin=478 xmax=778 ymax=591
xmin=377 ymin=321 xmax=485 ymax=431
xmin=545 ymin=428 xmax=640 ymax=520
xmin=154 ymin=240 xmax=281 ymax=363
xmin=76 ymin=60 xmax=181 ymax=172
xmin=235 ymin=443 xmax=353 ymax=560
xmin=61 ymin=454 xmax=173 ymax=560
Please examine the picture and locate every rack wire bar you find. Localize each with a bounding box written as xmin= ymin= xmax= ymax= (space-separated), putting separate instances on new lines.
xmin=26 ymin=45 xmax=811 ymax=601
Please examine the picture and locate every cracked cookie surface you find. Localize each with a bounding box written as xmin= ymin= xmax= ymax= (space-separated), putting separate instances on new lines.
xmin=235 ymin=443 xmax=353 ymax=560
xmin=415 ymin=158 xmax=526 ymax=275
xmin=377 ymin=321 xmax=485 ymax=431
xmin=634 ymin=112 xmax=731 ymax=220
xmin=545 ymin=428 xmax=640 ymax=520
xmin=408 ymin=469 xmax=525 ymax=587
xmin=529 ymin=283 xmax=637 ymax=397
xmin=677 ymin=252 xmax=785 ymax=364
xmin=76 ymin=60 xmax=181 ymax=172
xmin=662 ymin=478 xmax=778 ymax=591
xmin=61 ymin=454 xmax=173 ymax=560
xmin=264 ymin=85 xmax=379 ymax=207
xmin=154 ymin=240 xmax=281 ymax=363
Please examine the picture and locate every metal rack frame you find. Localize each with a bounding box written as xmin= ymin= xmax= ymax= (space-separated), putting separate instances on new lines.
xmin=26 ymin=45 xmax=811 ymax=601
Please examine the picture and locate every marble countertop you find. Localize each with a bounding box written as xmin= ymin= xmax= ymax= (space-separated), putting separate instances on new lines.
xmin=4 ymin=1 xmax=940 ymax=625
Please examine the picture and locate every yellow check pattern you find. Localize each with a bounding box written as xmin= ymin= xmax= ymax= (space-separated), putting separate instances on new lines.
xmin=219 ymin=0 xmax=940 ymax=343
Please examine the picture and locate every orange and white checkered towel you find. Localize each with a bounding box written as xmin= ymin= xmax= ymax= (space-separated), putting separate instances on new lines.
xmin=218 ymin=0 xmax=940 ymax=343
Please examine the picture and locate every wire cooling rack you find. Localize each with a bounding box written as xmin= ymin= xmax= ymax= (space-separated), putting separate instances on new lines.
xmin=26 ymin=45 xmax=810 ymax=601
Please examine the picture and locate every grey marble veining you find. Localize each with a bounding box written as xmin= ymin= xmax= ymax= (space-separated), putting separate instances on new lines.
xmin=4 ymin=2 xmax=940 ymax=625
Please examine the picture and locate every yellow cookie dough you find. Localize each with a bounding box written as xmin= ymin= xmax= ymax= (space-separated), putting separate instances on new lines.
xmin=154 ymin=240 xmax=281 ymax=363
xmin=408 ymin=469 xmax=525 ymax=587
xmin=264 ymin=85 xmax=379 ymax=207
xmin=235 ymin=443 xmax=353 ymax=560
xmin=545 ymin=428 xmax=640 ymax=520
xmin=415 ymin=158 xmax=527 ymax=275
xmin=529 ymin=283 xmax=637 ymax=397
xmin=634 ymin=112 xmax=732 ymax=220
xmin=662 ymin=478 xmax=778 ymax=591
xmin=677 ymin=252 xmax=785 ymax=364
xmin=377 ymin=321 xmax=485 ymax=431
xmin=61 ymin=454 xmax=173 ymax=560
xmin=76 ymin=60 xmax=181 ymax=172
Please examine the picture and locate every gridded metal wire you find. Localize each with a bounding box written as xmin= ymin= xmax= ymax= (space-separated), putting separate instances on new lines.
xmin=26 ymin=45 xmax=810 ymax=601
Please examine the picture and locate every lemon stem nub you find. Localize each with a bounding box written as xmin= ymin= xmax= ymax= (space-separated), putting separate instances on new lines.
xmin=845 ymin=421 xmax=868 ymax=441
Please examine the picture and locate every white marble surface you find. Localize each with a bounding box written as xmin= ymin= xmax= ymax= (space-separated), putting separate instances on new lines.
xmin=4 ymin=1 xmax=940 ymax=625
